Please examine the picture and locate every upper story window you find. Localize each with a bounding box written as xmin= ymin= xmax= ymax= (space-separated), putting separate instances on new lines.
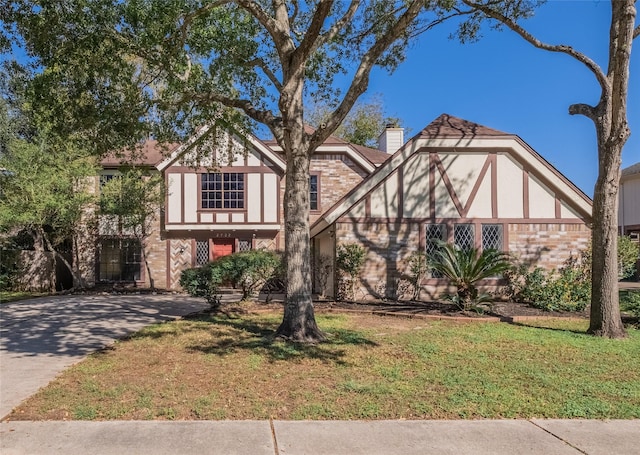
xmin=310 ymin=174 xmax=319 ymax=211
xmin=201 ymin=173 xmax=244 ymax=209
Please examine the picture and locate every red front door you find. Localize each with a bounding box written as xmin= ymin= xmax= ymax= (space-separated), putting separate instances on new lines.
xmin=212 ymin=239 xmax=234 ymax=260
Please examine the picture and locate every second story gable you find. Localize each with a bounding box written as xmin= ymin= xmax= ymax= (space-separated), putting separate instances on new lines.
xmin=157 ymin=127 xmax=287 ymax=232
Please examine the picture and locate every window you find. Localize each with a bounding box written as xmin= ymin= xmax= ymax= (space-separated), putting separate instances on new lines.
xmin=99 ymin=239 xmax=141 ymax=281
xmin=238 ymin=239 xmax=252 ymax=252
xmin=310 ymin=175 xmax=319 ymax=210
xmin=195 ymin=240 xmax=210 ymax=265
xmin=482 ymin=224 xmax=503 ymax=251
xmin=201 ymin=173 xmax=244 ymax=209
xmin=454 ymin=224 xmax=475 ymax=251
xmin=425 ymin=224 xmax=446 ymax=278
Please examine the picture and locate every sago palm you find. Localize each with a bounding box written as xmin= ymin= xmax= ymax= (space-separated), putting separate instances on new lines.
xmin=430 ymin=242 xmax=511 ymax=310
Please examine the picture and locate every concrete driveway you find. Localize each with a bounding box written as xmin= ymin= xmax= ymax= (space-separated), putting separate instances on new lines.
xmin=0 ymin=294 xmax=209 ymax=419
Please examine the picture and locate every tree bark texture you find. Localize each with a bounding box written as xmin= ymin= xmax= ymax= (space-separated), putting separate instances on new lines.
xmin=587 ymin=0 xmax=636 ymax=338
xmin=275 ymin=126 xmax=326 ymax=342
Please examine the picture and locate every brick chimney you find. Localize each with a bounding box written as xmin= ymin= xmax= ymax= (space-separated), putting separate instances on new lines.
xmin=377 ymin=124 xmax=404 ymax=154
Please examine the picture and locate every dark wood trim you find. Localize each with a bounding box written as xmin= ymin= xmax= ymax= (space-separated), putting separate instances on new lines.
xmin=429 ymin=153 xmax=436 ymax=221
xmin=337 ymin=216 xmax=589 ymax=225
xmin=365 ymin=195 xmax=371 ymax=218
xmin=260 ymin=172 xmax=265 ymax=223
xmin=462 ymin=154 xmax=492 ymax=217
xmin=397 ymin=165 xmax=404 ymax=219
xmin=490 ymin=153 xmax=498 ymax=219
xmin=166 ymin=239 xmax=171 ymax=288
xmin=166 ymin=165 xmax=277 ymax=174
xmin=523 ymin=170 xmax=530 ymax=219
xmin=434 ymin=154 xmax=465 ymax=218
xmin=555 ymin=196 xmax=562 ymax=219
xmin=180 ymin=172 xmax=185 ymax=224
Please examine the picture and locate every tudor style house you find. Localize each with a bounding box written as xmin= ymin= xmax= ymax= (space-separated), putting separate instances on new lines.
xmin=82 ymin=114 xmax=593 ymax=299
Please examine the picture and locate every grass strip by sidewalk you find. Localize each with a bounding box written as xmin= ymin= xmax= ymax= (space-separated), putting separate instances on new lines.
xmin=9 ymin=312 xmax=640 ymax=421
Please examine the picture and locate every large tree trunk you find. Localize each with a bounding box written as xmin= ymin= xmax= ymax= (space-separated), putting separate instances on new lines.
xmin=586 ymin=0 xmax=635 ymax=339
xmin=589 ymin=141 xmax=626 ymax=338
xmin=275 ymin=101 xmax=326 ymax=342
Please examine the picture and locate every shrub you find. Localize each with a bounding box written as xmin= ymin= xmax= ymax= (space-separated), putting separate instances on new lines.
xmin=180 ymin=250 xmax=282 ymax=307
xmin=407 ymin=251 xmax=428 ymax=301
xmin=620 ymin=290 xmax=640 ymax=318
xmin=217 ymin=250 xmax=281 ymax=300
xmin=506 ymin=255 xmax=590 ymax=312
xmin=618 ymin=236 xmax=639 ymax=280
xmin=336 ymin=243 xmax=366 ymax=301
xmin=430 ymin=242 xmax=511 ymax=311
xmin=313 ymin=253 xmax=333 ymax=299
xmin=179 ymin=263 xmax=223 ymax=309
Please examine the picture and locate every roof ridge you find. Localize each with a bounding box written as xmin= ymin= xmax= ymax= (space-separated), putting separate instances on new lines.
xmin=420 ymin=113 xmax=511 ymax=139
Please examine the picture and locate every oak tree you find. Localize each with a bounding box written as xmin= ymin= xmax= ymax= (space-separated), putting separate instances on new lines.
xmin=460 ymin=0 xmax=638 ymax=338
xmin=6 ymin=1 xmax=460 ymax=342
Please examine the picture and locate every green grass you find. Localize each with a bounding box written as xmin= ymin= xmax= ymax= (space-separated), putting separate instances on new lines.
xmin=0 ymin=291 xmax=47 ymax=303
xmin=9 ymin=312 xmax=640 ymax=421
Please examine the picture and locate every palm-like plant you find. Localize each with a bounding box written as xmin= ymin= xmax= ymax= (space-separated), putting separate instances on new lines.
xmin=430 ymin=242 xmax=512 ymax=311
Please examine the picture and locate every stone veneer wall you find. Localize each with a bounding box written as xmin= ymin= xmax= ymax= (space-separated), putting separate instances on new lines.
xmin=508 ymin=223 xmax=591 ymax=270
xmin=335 ymin=221 xmax=420 ymax=301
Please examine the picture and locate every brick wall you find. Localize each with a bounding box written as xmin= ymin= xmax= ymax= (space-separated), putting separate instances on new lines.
xmin=508 ymin=223 xmax=591 ymax=270
xmin=335 ymin=221 xmax=420 ymax=301
xmin=276 ymin=154 xmax=367 ymax=249
xmin=143 ymin=211 xmax=167 ymax=289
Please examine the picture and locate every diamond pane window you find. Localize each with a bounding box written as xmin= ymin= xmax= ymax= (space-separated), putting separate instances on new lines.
xmin=454 ymin=224 xmax=475 ymax=251
xmin=426 ymin=224 xmax=446 ymax=278
xmin=482 ymin=224 xmax=503 ymax=251
xmin=196 ymin=240 xmax=210 ymax=265
xmin=238 ymin=240 xmax=252 ymax=252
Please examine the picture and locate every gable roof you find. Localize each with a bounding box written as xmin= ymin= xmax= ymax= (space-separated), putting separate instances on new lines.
xmin=263 ymin=125 xmax=391 ymax=169
xmin=311 ymin=113 xmax=593 ymax=237
xmin=419 ymin=113 xmax=510 ymax=139
xmin=156 ymin=124 xmax=286 ymax=172
xmin=101 ymin=140 xmax=179 ymax=167
xmin=622 ymin=162 xmax=640 ymax=178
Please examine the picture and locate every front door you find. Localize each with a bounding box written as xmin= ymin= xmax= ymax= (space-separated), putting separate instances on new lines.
xmin=212 ymin=239 xmax=234 ymax=260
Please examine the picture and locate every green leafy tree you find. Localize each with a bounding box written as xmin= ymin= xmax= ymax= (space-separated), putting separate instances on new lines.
xmin=457 ymin=0 xmax=639 ymax=337
xmin=0 ymin=133 xmax=98 ymax=288
xmin=6 ymin=1 xmax=462 ymax=342
xmin=430 ymin=242 xmax=511 ymax=311
xmin=307 ymin=95 xmax=402 ymax=147
xmin=99 ymin=167 xmax=165 ymax=289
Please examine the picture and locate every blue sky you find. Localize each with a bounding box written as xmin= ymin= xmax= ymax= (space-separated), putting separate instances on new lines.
xmin=366 ymin=0 xmax=639 ymax=197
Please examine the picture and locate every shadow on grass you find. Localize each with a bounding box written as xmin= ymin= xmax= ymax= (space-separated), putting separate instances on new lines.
xmin=504 ymin=320 xmax=590 ymax=336
xmin=184 ymin=313 xmax=378 ymax=365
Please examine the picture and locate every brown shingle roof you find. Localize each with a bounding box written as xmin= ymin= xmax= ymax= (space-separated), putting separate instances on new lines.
xmin=419 ymin=113 xmax=511 ymax=139
xmin=101 ymin=140 xmax=178 ymax=167
xmin=350 ymin=144 xmax=390 ymax=165
xmin=622 ymin=162 xmax=640 ymax=178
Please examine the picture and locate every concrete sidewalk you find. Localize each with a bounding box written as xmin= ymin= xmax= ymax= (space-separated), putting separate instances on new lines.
xmin=1 ymin=419 xmax=639 ymax=454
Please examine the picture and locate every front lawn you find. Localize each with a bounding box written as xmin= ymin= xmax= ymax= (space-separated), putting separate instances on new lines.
xmin=0 ymin=291 xmax=47 ymax=303
xmin=8 ymin=312 xmax=640 ymax=420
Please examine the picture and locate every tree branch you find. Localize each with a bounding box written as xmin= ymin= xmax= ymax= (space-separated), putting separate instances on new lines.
xmin=309 ymin=0 xmax=424 ymax=150
xmin=568 ymin=103 xmax=598 ymax=121
xmin=320 ymin=1 xmax=361 ymax=45
xmin=244 ymin=58 xmax=282 ymax=90
xmin=190 ymin=91 xmax=283 ymax=142
xmin=294 ymin=0 xmax=335 ymax=64
xmin=236 ymin=0 xmax=294 ymax=65
xmin=634 ymin=24 xmax=639 ymax=39
xmin=462 ymin=0 xmax=609 ymax=91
